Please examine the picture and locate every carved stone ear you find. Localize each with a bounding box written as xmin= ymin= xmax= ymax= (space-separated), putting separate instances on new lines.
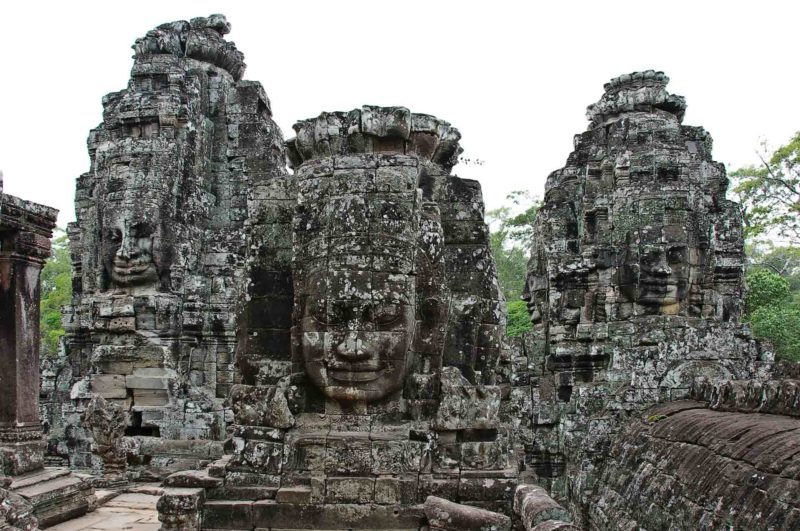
xmin=416 ymin=201 xmax=444 ymax=266
xmin=419 ymin=297 xmax=442 ymax=322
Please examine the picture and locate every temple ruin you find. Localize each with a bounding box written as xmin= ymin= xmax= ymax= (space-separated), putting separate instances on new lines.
xmin=11 ymin=14 xmax=798 ymax=530
xmin=1 ymin=188 xmax=95 ymax=528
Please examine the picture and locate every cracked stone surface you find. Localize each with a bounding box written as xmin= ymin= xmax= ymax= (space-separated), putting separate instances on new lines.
xmin=44 ymin=13 xmax=287 ymax=480
xmin=591 ymin=395 xmax=800 ymax=530
xmin=47 ymin=492 xmax=160 ymax=531
xmin=518 ymin=70 xmax=777 ymax=524
xmin=32 ymin=15 xmax=798 ymax=530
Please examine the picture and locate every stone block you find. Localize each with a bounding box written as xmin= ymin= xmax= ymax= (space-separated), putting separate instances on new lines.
xmin=125 ymin=368 xmax=176 ymax=390
xmin=275 ymin=485 xmax=311 ymax=504
xmin=0 ymin=440 xmax=46 ymax=476
xmin=133 ymin=389 xmax=169 ymax=406
xmin=203 ymin=500 xmax=254 ymax=530
xmin=208 ymin=456 xmax=231 ymax=478
xmin=459 ymin=477 xmax=516 ymax=502
xmin=157 ymin=487 xmax=205 ymax=530
xmin=251 ymin=501 xmax=425 ymax=529
xmin=325 ymin=477 xmax=375 ymax=503
xmin=424 ymin=496 xmax=511 ymax=530
xmin=371 ymin=439 xmax=423 ymax=474
xmin=164 ymin=469 xmax=222 ymax=488
xmin=89 ymin=374 xmax=128 ymax=399
xmin=325 ymin=435 xmax=371 ymax=476
xmin=375 ymin=475 xmax=417 ymax=505
xmin=417 ymin=475 xmax=459 ymax=502
xmin=229 ymin=440 xmax=283 ymax=474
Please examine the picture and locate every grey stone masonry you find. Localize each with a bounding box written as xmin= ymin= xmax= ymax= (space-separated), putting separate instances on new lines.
xmin=55 ymin=14 xmax=287 ymax=480
xmin=39 ymin=13 xmax=800 ymax=530
xmin=520 ymin=70 xmax=774 ymax=524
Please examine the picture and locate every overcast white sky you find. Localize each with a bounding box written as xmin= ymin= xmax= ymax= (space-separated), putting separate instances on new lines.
xmin=1 ymin=1 xmax=798 ymax=227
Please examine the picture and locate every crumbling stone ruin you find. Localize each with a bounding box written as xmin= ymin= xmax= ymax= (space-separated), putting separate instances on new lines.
xmin=52 ymin=14 xmax=285 ymax=481
xmin=1 ymin=188 xmax=95 ymax=527
xmin=180 ymin=105 xmax=522 ymax=530
xmin=592 ymin=378 xmax=800 ymax=529
xmin=31 ymin=14 xmax=800 ymax=531
xmin=519 ymin=70 xmax=785 ymax=526
xmin=520 ymin=70 xmax=776 ymax=521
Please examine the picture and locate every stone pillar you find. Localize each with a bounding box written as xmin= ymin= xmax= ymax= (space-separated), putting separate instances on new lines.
xmin=0 ymin=192 xmax=57 ymax=475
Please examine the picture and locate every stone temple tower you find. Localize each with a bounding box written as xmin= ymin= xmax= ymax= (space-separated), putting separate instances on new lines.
xmin=55 ymin=15 xmax=287 ymax=477
xmin=521 ymin=71 xmax=772 ymax=516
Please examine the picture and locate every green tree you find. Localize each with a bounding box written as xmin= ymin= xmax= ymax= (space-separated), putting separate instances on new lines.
xmin=40 ymin=230 xmax=71 ymax=358
xmin=486 ymin=191 xmax=540 ymax=337
xmin=731 ymin=132 xmax=800 ymax=246
xmin=506 ymin=300 xmax=533 ymax=338
xmin=748 ymin=306 xmax=800 ymax=362
xmin=744 ymin=268 xmax=800 ymax=362
xmin=732 ymin=132 xmax=800 ymax=363
xmin=745 ymin=269 xmax=790 ymax=313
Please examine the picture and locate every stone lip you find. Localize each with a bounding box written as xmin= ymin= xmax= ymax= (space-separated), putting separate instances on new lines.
xmin=0 ymin=192 xmax=58 ymax=259
xmin=0 ymin=192 xmax=58 ymax=233
xmin=131 ymin=14 xmax=245 ymax=80
xmin=285 ymin=105 xmax=463 ymax=171
xmin=586 ymin=70 xmax=687 ymax=126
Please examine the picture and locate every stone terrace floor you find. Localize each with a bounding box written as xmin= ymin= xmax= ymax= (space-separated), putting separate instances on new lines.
xmin=48 ymin=487 xmax=161 ymax=531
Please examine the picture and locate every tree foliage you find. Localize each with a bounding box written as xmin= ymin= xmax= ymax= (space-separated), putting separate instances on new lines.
xmin=745 ymin=268 xmax=791 ymax=314
xmin=486 ymin=191 xmax=540 ymax=337
xmin=732 ymin=132 xmax=800 ymax=363
xmin=744 ymin=267 xmax=800 ymax=362
xmin=731 ymin=132 xmax=800 ymax=246
xmin=506 ymin=300 xmax=532 ymax=338
xmin=748 ymin=306 xmax=800 ymax=362
xmin=40 ymin=230 xmax=71 ymax=358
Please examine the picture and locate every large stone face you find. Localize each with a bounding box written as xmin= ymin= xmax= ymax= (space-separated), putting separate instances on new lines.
xmin=520 ymin=71 xmax=774 ymax=521
xmin=56 ymin=14 xmax=287 ymax=476
xmin=221 ymin=106 xmax=521 ymax=526
xmin=42 ymin=15 xmax=798 ymax=529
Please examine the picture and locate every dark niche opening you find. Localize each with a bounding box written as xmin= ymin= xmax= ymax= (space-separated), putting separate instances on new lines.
xmin=125 ymin=410 xmax=161 ymax=437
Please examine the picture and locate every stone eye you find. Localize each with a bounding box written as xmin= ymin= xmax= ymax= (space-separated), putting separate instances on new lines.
xmin=308 ymin=300 xmax=329 ymax=325
xmin=667 ymin=247 xmax=686 ymax=263
xmin=131 ymin=222 xmax=154 ymax=237
xmin=107 ymin=228 xmax=122 ymax=243
xmin=371 ymin=304 xmax=401 ymax=326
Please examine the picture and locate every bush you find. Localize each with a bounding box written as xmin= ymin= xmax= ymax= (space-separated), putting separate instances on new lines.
xmin=749 ymin=305 xmax=800 ymax=362
xmin=745 ymin=268 xmax=799 ymax=362
xmin=507 ymin=299 xmax=532 ymax=337
xmin=746 ymin=269 xmax=791 ymax=313
xmin=40 ymin=231 xmax=71 ymax=358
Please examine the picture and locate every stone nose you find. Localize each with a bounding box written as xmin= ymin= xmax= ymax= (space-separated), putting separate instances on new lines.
xmin=652 ymin=259 xmax=672 ymax=276
xmin=335 ymin=334 xmax=370 ymax=361
xmin=116 ymin=233 xmax=139 ymax=259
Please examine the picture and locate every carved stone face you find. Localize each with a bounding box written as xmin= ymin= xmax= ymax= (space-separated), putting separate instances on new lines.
xmin=620 ymin=243 xmax=690 ymax=310
xmin=101 ymin=209 xmax=158 ymax=288
xmin=298 ymin=272 xmax=415 ymax=403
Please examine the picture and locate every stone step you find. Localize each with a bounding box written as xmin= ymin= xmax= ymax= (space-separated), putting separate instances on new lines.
xmin=126 ymin=482 xmax=164 ymax=496
xmin=9 ymin=467 xmax=71 ymax=489
xmin=164 ymin=468 xmax=223 ymax=488
xmin=94 ymin=489 xmax=120 ymax=505
xmin=129 ymin=436 xmax=224 ymax=458
xmin=201 ymin=500 xmax=426 ymax=530
xmin=9 ymin=468 xmax=94 ymax=528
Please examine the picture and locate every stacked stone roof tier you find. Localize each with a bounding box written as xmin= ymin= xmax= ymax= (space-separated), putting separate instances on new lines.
xmin=286 ymin=106 xmax=463 ymax=172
